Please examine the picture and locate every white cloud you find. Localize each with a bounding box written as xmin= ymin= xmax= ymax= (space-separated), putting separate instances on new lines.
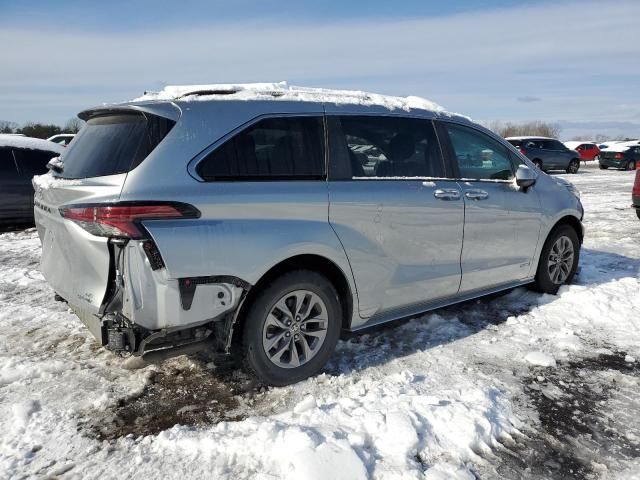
xmin=1 ymin=0 xmax=639 ymax=134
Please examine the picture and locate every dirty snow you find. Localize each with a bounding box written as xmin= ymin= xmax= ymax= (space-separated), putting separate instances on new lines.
xmin=132 ymin=81 xmax=457 ymax=117
xmin=1 ymin=164 xmax=640 ymax=479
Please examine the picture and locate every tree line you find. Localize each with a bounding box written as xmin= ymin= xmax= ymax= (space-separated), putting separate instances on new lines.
xmin=0 ymin=118 xmax=85 ymax=139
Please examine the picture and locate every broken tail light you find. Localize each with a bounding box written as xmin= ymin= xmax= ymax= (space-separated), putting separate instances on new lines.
xmin=59 ymin=202 xmax=200 ymax=239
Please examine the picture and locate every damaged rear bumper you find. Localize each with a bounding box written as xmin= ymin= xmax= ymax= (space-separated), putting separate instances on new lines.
xmin=64 ymin=238 xmax=251 ymax=359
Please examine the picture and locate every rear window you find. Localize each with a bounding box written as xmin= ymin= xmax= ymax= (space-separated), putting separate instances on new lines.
xmin=59 ymin=113 xmax=175 ymax=179
xmin=14 ymin=149 xmax=59 ymax=176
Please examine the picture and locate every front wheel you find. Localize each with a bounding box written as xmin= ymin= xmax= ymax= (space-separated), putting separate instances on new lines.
xmin=241 ymin=270 xmax=341 ymax=386
xmin=636 ymin=209 xmax=640 ymax=221
xmin=566 ymin=159 xmax=580 ymax=174
xmin=533 ymin=225 xmax=580 ymax=294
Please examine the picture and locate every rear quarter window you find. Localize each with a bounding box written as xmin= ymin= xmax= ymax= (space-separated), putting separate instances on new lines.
xmin=59 ymin=113 xmax=174 ymax=179
xmin=196 ymin=116 xmax=325 ymax=181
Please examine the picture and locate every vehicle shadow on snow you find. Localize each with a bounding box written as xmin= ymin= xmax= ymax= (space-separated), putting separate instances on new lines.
xmin=84 ymin=248 xmax=639 ymax=446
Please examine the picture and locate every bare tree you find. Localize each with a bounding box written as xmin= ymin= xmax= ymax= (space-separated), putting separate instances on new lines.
xmin=484 ymin=120 xmax=561 ymax=139
xmin=0 ymin=120 xmax=18 ymax=134
xmin=63 ymin=117 xmax=84 ymax=133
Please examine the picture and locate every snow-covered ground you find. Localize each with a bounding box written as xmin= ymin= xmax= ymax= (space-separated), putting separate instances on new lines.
xmin=1 ymin=164 xmax=639 ymax=480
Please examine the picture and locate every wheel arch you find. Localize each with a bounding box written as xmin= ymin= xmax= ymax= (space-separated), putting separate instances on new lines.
xmin=231 ymin=254 xmax=355 ymax=347
xmin=551 ymin=214 xmax=584 ymax=244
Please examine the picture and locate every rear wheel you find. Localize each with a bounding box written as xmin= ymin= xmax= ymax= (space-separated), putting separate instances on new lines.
xmin=533 ymin=159 xmax=543 ymax=169
xmin=627 ymin=160 xmax=636 ymax=171
xmin=241 ymin=270 xmax=341 ymax=386
xmin=566 ymin=159 xmax=580 ymax=174
xmin=533 ymin=225 xmax=580 ymax=294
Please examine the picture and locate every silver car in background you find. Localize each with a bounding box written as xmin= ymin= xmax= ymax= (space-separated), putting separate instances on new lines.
xmin=34 ymin=84 xmax=584 ymax=385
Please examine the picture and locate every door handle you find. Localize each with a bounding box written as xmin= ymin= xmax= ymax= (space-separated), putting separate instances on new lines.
xmin=433 ymin=189 xmax=461 ymax=200
xmin=464 ymin=189 xmax=489 ymax=200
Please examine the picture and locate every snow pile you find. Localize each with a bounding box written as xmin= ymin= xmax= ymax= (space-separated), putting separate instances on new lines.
xmin=133 ymin=81 xmax=455 ymax=116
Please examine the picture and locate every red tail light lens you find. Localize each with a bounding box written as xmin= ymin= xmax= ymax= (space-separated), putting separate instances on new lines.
xmin=519 ymin=148 xmax=527 ymax=155
xmin=633 ymin=170 xmax=640 ymax=196
xmin=60 ymin=202 xmax=200 ymax=239
xmin=615 ymin=153 xmax=624 ymax=159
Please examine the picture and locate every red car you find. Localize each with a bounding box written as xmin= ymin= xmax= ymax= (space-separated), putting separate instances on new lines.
xmin=564 ymin=141 xmax=601 ymax=161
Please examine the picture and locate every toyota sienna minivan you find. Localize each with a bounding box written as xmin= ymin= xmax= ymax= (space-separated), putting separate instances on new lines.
xmin=34 ymin=84 xmax=584 ymax=385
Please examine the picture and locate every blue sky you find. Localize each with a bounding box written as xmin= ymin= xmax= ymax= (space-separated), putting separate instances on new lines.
xmin=1 ymin=0 xmax=639 ymax=139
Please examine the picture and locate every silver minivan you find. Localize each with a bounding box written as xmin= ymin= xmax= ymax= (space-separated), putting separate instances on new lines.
xmin=34 ymin=84 xmax=584 ymax=385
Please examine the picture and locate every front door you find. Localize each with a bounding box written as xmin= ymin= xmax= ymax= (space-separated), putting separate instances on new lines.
xmin=326 ymin=113 xmax=464 ymax=322
xmin=437 ymin=121 xmax=543 ymax=293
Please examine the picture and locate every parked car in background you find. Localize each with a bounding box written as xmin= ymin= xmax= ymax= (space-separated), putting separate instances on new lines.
xmin=599 ymin=143 xmax=640 ymax=170
xmin=0 ymin=135 xmax=64 ymax=223
xmin=506 ymin=136 xmax=581 ymax=173
xmin=47 ymin=134 xmax=75 ymax=146
xmin=33 ymin=84 xmax=584 ymax=385
xmin=633 ymin=170 xmax=640 ymax=220
xmin=564 ymin=141 xmax=600 ymax=162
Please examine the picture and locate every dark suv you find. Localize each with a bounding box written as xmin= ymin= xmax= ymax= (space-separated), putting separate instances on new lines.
xmin=506 ymin=136 xmax=581 ymax=174
xmin=0 ymin=135 xmax=64 ymax=223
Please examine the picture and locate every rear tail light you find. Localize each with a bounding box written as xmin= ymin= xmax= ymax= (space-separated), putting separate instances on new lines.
xmin=633 ymin=170 xmax=640 ymax=196
xmin=519 ymin=148 xmax=527 ymax=155
xmin=615 ymin=153 xmax=624 ymax=159
xmin=59 ymin=202 xmax=200 ymax=239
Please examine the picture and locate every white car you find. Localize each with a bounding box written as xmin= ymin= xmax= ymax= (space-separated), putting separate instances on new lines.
xmin=47 ymin=134 xmax=75 ymax=146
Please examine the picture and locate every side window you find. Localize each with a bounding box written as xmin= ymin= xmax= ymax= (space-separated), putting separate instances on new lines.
xmin=14 ymin=149 xmax=57 ymax=176
xmin=328 ymin=116 xmax=444 ymax=179
xmin=442 ymin=123 xmax=515 ymax=180
xmin=0 ymin=148 xmax=19 ymax=178
xmin=197 ymin=116 xmax=325 ymax=181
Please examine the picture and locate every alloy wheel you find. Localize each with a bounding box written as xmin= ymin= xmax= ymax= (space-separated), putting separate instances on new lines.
xmin=262 ymin=290 xmax=328 ymax=369
xmin=547 ymin=235 xmax=575 ymax=284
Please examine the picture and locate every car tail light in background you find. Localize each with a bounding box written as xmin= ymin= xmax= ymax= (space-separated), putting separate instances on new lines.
xmin=633 ymin=170 xmax=640 ymax=196
xmin=615 ymin=153 xmax=624 ymax=159
xmin=519 ymin=148 xmax=527 ymax=155
xmin=59 ymin=202 xmax=200 ymax=239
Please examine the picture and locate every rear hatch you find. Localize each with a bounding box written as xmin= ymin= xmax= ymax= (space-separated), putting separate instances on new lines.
xmin=34 ymin=108 xmax=176 ymax=314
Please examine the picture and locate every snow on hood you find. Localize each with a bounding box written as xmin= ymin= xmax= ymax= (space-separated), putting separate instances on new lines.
xmin=133 ymin=81 xmax=463 ymax=118
xmin=0 ymin=134 xmax=65 ymax=153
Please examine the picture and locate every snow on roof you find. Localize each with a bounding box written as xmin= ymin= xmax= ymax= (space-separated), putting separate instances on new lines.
xmin=564 ymin=141 xmax=594 ymax=148
xmin=0 ymin=134 xmax=65 ymax=153
xmin=505 ymin=136 xmax=554 ymax=140
xmin=133 ymin=81 xmax=458 ymax=117
xmin=601 ymin=142 xmax=637 ymax=152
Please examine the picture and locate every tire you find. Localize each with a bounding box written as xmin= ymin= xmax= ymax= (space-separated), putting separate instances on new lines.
xmin=599 ymin=164 xmax=608 ymax=170
xmin=627 ymin=161 xmax=636 ymax=171
xmin=533 ymin=159 xmax=543 ymax=170
xmin=533 ymin=225 xmax=580 ymax=294
xmin=241 ymin=270 xmax=341 ymax=386
xmin=566 ymin=159 xmax=580 ymax=174
xmin=636 ymin=209 xmax=640 ymax=221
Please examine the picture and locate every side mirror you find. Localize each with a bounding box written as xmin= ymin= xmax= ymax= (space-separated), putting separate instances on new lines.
xmin=516 ymin=164 xmax=536 ymax=190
